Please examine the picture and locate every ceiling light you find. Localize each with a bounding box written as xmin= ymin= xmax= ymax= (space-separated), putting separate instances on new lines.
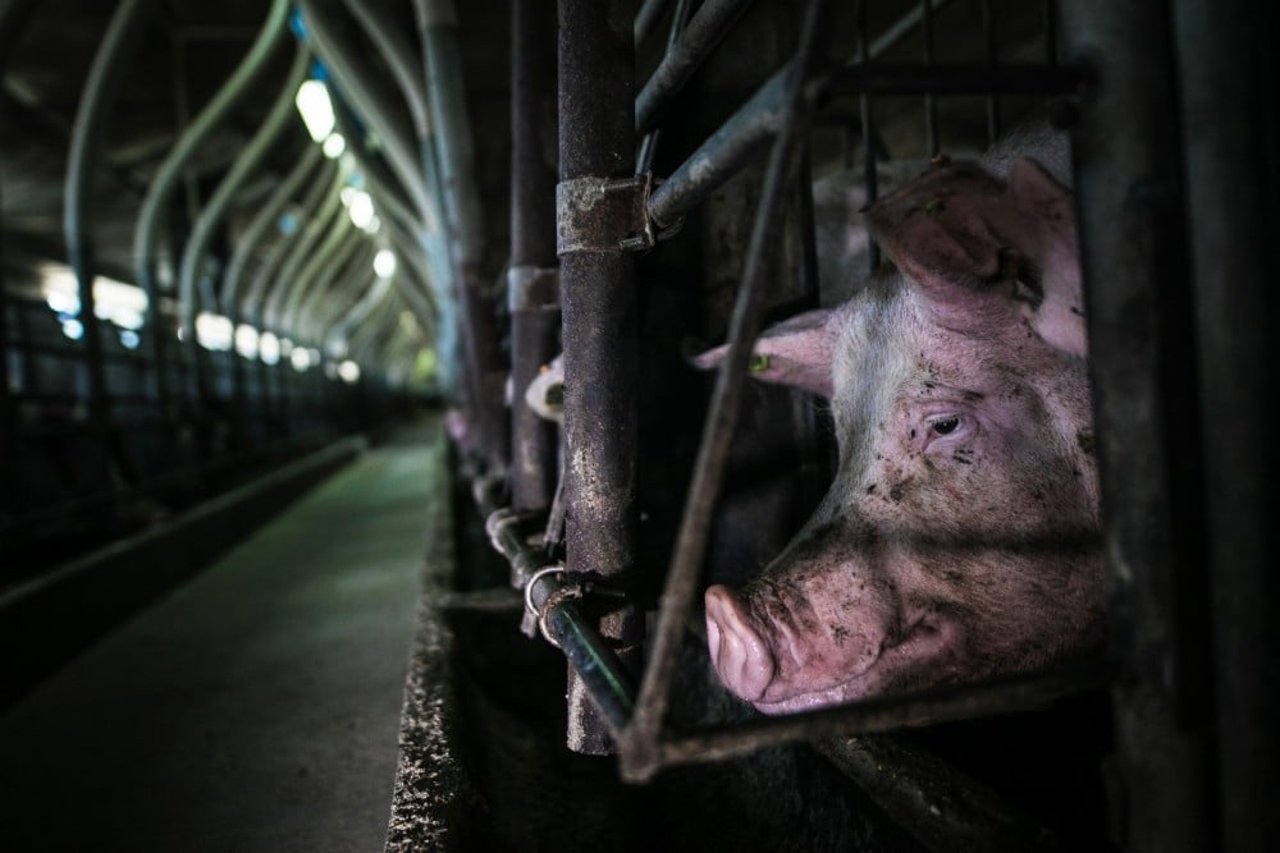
xmin=373 ymin=248 xmax=397 ymax=278
xmin=295 ymin=79 xmax=335 ymax=142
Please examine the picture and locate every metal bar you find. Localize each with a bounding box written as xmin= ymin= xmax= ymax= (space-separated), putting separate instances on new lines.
xmin=980 ymin=0 xmax=1000 ymax=145
xmin=643 ymin=666 xmax=1106 ymax=778
xmin=1172 ymin=0 xmax=1278 ymax=848
xmin=852 ymin=0 xmax=956 ymax=62
xmin=633 ymin=0 xmax=669 ymax=45
xmin=133 ymin=0 xmax=291 ymax=399
xmin=296 ymin=0 xmax=436 ymax=231
xmin=221 ymin=145 xmax=326 ymax=321
xmin=636 ymin=0 xmax=693 ymax=175
xmin=288 ymin=227 xmax=366 ymax=337
xmin=303 ymin=243 xmax=379 ymax=344
xmin=635 ymin=0 xmax=754 ymax=134
xmin=824 ymin=63 xmax=1079 ymax=95
xmin=856 ymin=2 xmax=879 ymax=273
xmin=1060 ymin=5 xmax=1215 ymax=851
xmin=815 ymin=735 xmax=1069 ymax=853
xmin=64 ymin=0 xmax=157 ymax=454
xmin=509 ymin=0 xmax=560 ymax=514
xmin=280 ymin=217 xmax=360 ymax=334
xmin=621 ymin=0 xmax=832 ymax=781
xmin=558 ymin=0 xmax=642 ymax=756
xmin=177 ymin=44 xmax=310 ymax=340
xmin=921 ymin=0 xmax=938 ymax=156
xmin=263 ymin=177 xmax=347 ymax=330
xmin=416 ymin=0 xmax=507 ymax=470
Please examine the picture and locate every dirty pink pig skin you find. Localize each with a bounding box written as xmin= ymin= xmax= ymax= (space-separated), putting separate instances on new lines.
xmin=697 ymin=145 xmax=1104 ymax=715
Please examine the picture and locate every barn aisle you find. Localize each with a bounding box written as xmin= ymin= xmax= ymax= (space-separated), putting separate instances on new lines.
xmin=0 ymin=422 xmax=441 ymax=852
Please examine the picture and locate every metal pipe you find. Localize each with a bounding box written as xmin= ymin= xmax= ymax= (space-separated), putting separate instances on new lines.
xmin=222 ymin=145 xmax=326 ymax=321
xmin=335 ymin=0 xmax=431 ymax=144
xmin=852 ymin=0 xmax=956 ymax=62
xmin=635 ymin=666 xmax=1105 ymax=780
xmin=177 ymin=44 xmax=310 ymax=340
xmin=262 ymin=175 xmax=347 ymax=330
xmin=295 ymin=0 xmax=436 ymax=231
xmin=622 ymin=0 xmax=831 ymax=779
xmin=133 ymin=0 xmax=290 ymax=386
xmin=242 ymin=162 xmax=337 ymax=328
xmin=635 ymin=0 xmax=754 ymax=134
xmin=280 ymin=215 xmax=360 ymax=333
xmin=921 ymin=0 xmax=938 ymax=156
xmin=509 ymin=0 xmax=559 ymax=514
xmin=815 ymin=735 xmax=1068 ymax=853
xmin=416 ymin=0 xmax=506 ymax=468
xmin=1172 ymin=0 xmax=1278 ymax=848
xmin=558 ymin=0 xmax=642 ymax=755
xmin=303 ymin=242 xmax=379 ymax=344
xmin=633 ymin=0 xmax=668 ymax=45
xmin=321 ymin=272 xmax=391 ymax=356
xmin=64 ymin=0 xmax=157 ymax=438
xmin=1060 ymin=4 xmax=1214 ymax=851
xmin=636 ymin=0 xmax=693 ymax=178
xmin=980 ymin=0 xmax=1000 ymax=145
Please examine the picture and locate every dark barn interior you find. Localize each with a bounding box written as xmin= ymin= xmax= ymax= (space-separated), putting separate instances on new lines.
xmin=1 ymin=1 xmax=1276 ymax=851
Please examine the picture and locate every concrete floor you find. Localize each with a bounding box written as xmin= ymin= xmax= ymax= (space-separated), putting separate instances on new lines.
xmin=0 ymin=424 xmax=438 ymax=852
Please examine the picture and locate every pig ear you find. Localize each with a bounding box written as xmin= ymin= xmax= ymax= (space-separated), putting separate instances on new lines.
xmin=691 ymin=308 xmax=838 ymax=398
xmin=868 ymin=159 xmax=1087 ymax=359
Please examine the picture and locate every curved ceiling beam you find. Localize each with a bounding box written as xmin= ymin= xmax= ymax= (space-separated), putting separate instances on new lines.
xmin=176 ymin=43 xmax=311 ymax=339
xmin=295 ymin=0 xmax=437 ymax=233
xmin=64 ymin=0 xmax=158 ymax=416
xmin=132 ymin=0 xmax=290 ymax=328
xmin=302 ymin=240 xmax=379 ymax=345
xmin=283 ymin=221 xmax=364 ymax=335
xmin=242 ymin=159 xmax=341 ymax=326
xmin=221 ymin=143 xmax=327 ymax=321
xmin=261 ymin=168 xmax=347 ymax=329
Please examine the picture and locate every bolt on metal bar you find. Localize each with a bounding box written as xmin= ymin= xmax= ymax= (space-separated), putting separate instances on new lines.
xmin=635 ymin=0 xmax=755 ymax=135
xmin=622 ymin=0 xmax=834 ymax=775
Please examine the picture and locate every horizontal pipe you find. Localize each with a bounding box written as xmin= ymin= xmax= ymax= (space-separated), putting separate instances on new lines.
xmin=623 ymin=666 xmax=1104 ymax=781
xmin=635 ymin=0 xmax=753 ymax=134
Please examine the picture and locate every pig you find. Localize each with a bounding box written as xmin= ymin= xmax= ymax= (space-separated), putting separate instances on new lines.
xmin=697 ymin=125 xmax=1103 ymax=714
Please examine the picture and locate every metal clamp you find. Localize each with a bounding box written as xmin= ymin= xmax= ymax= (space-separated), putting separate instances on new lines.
xmin=556 ymin=172 xmax=682 ymax=255
xmin=523 ymin=565 xmax=580 ymax=647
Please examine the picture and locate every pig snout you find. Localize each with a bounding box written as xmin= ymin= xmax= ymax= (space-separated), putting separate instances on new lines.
xmin=706 ymin=574 xmax=926 ymax=714
xmin=705 ymin=585 xmax=776 ymax=701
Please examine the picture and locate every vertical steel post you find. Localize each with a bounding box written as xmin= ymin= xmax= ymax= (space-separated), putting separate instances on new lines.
xmin=1060 ymin=5 xmax=1214 ymax=852
xmin=509 ymin=0 xmax=559 ymax=514
xmin=557 ymin=0 xmax=641 ymax=754
xmin=1172 ymin=1 xmax=1279 ymax=849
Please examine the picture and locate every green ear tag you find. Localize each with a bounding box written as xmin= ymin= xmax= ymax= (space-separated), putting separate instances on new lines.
xmin=749 ymin=353 xmax=770 ymax=374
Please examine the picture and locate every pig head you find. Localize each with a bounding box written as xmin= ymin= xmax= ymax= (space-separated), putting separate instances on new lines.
xmin=696 ymin=156 xmax=1104 ymax=714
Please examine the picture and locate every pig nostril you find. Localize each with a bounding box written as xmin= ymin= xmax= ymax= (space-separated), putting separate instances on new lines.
xmin=705 ymin=585 xmax=775 ymax=702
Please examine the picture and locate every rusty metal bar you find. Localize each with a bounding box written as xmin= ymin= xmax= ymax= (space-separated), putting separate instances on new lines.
xmin=509 ymin=0 xmax=559 ymax=514
xmin=638 ymin=665 xmax=1105 ymax=779
xmin=856 ymin=2 xmax=879 ymax=273
xmin=1060 ymin=4 xmax=1215 ymax=852
xmin=633 ymin=0 xmax=668 ymax=45
xmin=1172 ymin=0 xmax=1278 ymax=849
xmin=635 ymin=0 xmax=754 ymax=134
xmin=557 ymin=0 xmax=642 ymax=755
xmin=635 ymin=0 xmax=692 ymax=175
xmin=621 ymin=0 xmax=832 ymax=780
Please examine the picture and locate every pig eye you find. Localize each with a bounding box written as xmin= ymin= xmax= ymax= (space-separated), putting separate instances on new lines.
xmin=930 ymin=416 xmax=961 ymax=436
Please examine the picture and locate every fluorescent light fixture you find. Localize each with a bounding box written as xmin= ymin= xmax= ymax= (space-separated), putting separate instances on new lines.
xmin=259 ymin=332 xmax=281 ymax=365
xmin=235 ymin=324 xmax=259 ymax=359
xmin=120 ymin=330 xmax=140 ymax=349
xmin=338 ymin=360 xmax=361 ymax=384
xmin=290 ymin=346 xmax=311 ymax=371
xmin=40 ymin=264 xmax=148 ymax=330
xmin=347 ymin=190 xmax=375 ymax=230
xmin=295 ymin=79 xmax=335 ymax=142
xmin=322 ymin=132 xmax=346 ymax=159
xmin=373 ymin=248 xmax=397 ymax=279
xmin=61 ymin=318 xmax=84 ymax=340
xmin=195 ymin=312 xmax=234 ymax=351
xmin=362 ymin=214 xmax=381 ymax=235
xmin=280 ymin=337 xmax=295 ymax=356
